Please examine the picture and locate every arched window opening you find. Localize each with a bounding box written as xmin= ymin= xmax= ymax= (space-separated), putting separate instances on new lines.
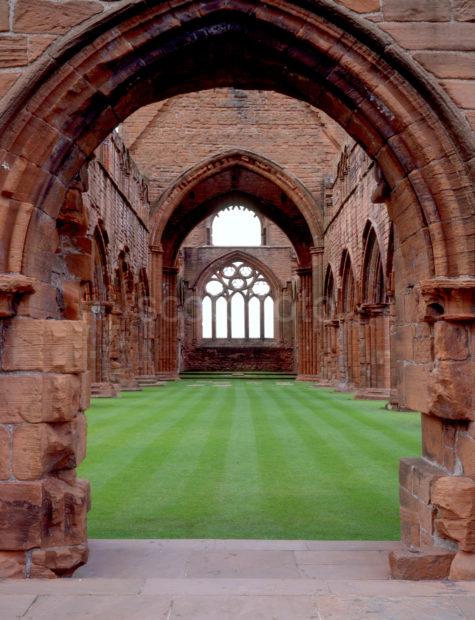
xmin=202 ymin=296 xmax=212 ymax=338
xmin=340 ymin=251 xmax=356 ymax=314
xmin=231 ymin=293 xmax=245 ymax=338
xmin=212 ymin=206 xmax=262 ymax=246
xmin=324 ymin=266 xmax=336 ymax=319
xmin=215 ymin=296 xmax=228 ymax=338
xmin=362 ymin=227 xmax=385 ymax=305
xmin=264 ymin=297 xmax=274 ymax=338
xmin=249 ymin=297 xmax=261 ymax=338
xmin=201 ymin=259 xmax=275 ymax=341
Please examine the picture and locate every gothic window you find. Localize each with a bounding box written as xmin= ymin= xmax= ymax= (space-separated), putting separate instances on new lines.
xmin=202 ymin=260 xmax=274 ymax=340
xmin=362 ymin=226 xmax=385 ymax=304
xmin=212 ymin=206 xmax=262 ymax=246
xmin=324 ymin=266 xmax=336 ymax=319
xmin=340 ymin=250 xmax=356 ymax=313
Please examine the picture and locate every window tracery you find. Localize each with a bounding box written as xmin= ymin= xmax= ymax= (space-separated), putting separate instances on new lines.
xmin=211 ymin=206 xmax=262 ymax=246
xmin=202 ymin=260 xmax=274 ymax=340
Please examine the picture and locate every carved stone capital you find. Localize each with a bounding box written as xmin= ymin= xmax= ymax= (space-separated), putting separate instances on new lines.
xmin=420 ymin=277 xmax=475 ymax=322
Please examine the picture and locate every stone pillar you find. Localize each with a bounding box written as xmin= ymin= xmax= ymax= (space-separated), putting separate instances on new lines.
xmin=390 ymin=277 xmax=475 ymax=580
xmin=0 ymin=306 xmax=90 ymax=578
xmin=296 ymin=267 xmax=317 ymax=380
xmin=354 ymin=303 xmax=391 ymax=400
xmin=84 ymin=301 xmax=117 ymax=398
xmin=156 ymin=266 xmax=179 ymax=380
xmin=311 ymin=245 xmax=324 ymax=379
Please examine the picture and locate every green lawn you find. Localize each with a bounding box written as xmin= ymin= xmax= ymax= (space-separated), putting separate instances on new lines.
xmin=78 ymin=380 xmax=421 ymax=540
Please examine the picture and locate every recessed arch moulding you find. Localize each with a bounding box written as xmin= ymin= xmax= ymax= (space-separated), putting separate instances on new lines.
xmin=0 ymin=0 xmax=473 ymax=579
xmin=149 ymin=148 xmax=321 ymax=379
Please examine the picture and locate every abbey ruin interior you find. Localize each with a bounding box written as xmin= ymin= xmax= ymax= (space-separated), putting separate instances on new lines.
xmin=0 ymin=0 xmax=473 ymax=587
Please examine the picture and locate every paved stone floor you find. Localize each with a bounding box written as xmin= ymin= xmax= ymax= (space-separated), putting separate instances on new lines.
xmin=2 ymin=540 xmax=475 ymax=619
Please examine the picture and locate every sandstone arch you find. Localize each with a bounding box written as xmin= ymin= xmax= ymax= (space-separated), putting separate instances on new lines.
xmin=0 ymin=0 xmax=473 ymax=579
xmin=151 ymin=149 xmax=320 ymax=268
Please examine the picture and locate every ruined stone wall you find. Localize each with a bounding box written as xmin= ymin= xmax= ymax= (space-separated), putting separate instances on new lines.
xmin=81 ymin=133 xmax=154 ymax=393
xmin=0 ymin=1 xmax=472 ymax=135
xmin=320 ymin=140 xmax=392 ymax=397
xmin=121 ymin=89 xmax=345 ymax=204
xmin=0 ymin=0 xmax=473 ymax=581
xmin=179 ymin=240 xmax=297 ymax=373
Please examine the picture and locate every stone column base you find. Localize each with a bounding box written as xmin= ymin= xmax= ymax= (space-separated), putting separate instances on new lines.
xmin=0 ymin=543 xmax=89 ymax=579
xmin=155 ymin=372 xmax=180 ymax=381
xmin=136 ymin=375 xmax=166 ymax=387
xmin=119 ymin=378 xmax=143 ymax=391
xmin=90 ymin=382 xmax=119 ymax=398
xmin=354 ymin=387 xmax=391 ymax=401
xmin=296 ymin=374 xmax=320 ymax=382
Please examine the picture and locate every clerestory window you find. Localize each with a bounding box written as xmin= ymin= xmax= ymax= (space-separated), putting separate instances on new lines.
xmin=202 ymin=260 xmax=274 ymax=340
xmin=211 ymin=206 xmax=262 ymax=246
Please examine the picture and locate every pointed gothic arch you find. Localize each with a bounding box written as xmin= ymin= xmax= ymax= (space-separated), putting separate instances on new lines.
xmin=0 ymin=0 xmax=473 ymax=578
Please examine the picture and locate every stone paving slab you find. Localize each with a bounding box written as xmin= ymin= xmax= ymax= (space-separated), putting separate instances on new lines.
xmin=2 ymin=541 xmax=475 ymax=619
xmin=315 ymin=595 xmax=468 ymax=620
xmin=298 ymin=562 xmax=390 ymax=580
xmin=169 ymin=595 xmax=318 ymax=619
xmin=140 ymin=577 xmax=331 ymax=596
xmin=185 ymin=550 xmax=301 ymax=579
xmin=0 ymin=578 xmax=145 ymax=595
xmin=20 ymin=595 xmax=172 ymax=620
xmin=0 ymin=594 xmax=37 ymax=618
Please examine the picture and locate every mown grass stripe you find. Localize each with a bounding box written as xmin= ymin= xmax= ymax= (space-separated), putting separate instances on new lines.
xmin=78 ymin=379 xmax=421 ymax=540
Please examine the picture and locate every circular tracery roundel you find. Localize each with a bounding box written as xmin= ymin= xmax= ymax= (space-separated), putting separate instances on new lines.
xmin=206 ymin=261 xmax=272 ymax=299
xmin=202 ymin=260 xmax=275 ymax=340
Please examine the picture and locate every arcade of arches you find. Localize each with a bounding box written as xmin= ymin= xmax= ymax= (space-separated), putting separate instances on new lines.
xmin=0 ymin=0 xmax=473 ymax=582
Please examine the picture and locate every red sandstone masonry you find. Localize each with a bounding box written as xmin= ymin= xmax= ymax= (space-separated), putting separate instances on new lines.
xmin=0 ymin=0 xmax=473 ymax=582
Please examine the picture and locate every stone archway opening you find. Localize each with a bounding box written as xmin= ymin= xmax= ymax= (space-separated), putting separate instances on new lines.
xmin=0 ymin=0 xmax=473 ymax=580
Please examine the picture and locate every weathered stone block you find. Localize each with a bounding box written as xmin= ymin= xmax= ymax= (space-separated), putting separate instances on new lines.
xmin=31 ymin=543 xmax=88 ymax=578
xmin=432 ymin=476 xmax=475 ymax=551
xmin=454 ymin=0 xmax=475 ymax=22
xmin=42 ymin=477 xmax=90 ymax=547
xmin=383 ymin=0 xmax=450 ymax=21
xmin=0 ymin=374 xmax=81 ymax=424
xmin=389 ymin=546 xmax=455 ymax=580
xmin=12 ymin=418 xmax=86 ymax=480
xmin=449 ymin=551 xmax=475 ymax=580
xmin=434 ymin=321 xmax=469 ymax=361
xmin=0 ymin=551 xmax=25 ymax=578
xmin=1 ymin=318 xmax=45 ymax=371
xmin=48 ymin=374 xmax=82 ymax=421
xmin=421 ymin=413 xmax=457 ymax=472
xmin=2 ymin=319 xmax=88 ymax=373
xmin=0 ymin=72 xmax=21 ymax=98
xmin=379 ymin=22 xmax=474 ymax=51
xmin=337 ymin=0 xmax=380 ymax=13
xmin=400 ymin=457 xmax=443 ymax=504
xmin=0 ymin=425 xmax=10 ymax=479
xmin=0 ymin=2 xmax=8 ymax=32
xmin=457 ymin=433 xmax=475 ymax=478
xmin=65 ymin=252 xmax=93 ymax=282
xmin=0 ymin=35 xmax=28 ymax=68
xmin=428 ymin=360 xmax=474 ymax=420
xmin=0 ymin=481 xmax=42 ymax=549
xmin=16 ymin=280 xmax=58 ymax=319
xmin=13 ymin=0 xmax=103 ymax=35
xmin=28 ymin=35 xmax=56 ymax=63
xmin=44 ymin=321 xmax=88 ymax=373
xmin=404 ymin=363 xmax=431 ymax=413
